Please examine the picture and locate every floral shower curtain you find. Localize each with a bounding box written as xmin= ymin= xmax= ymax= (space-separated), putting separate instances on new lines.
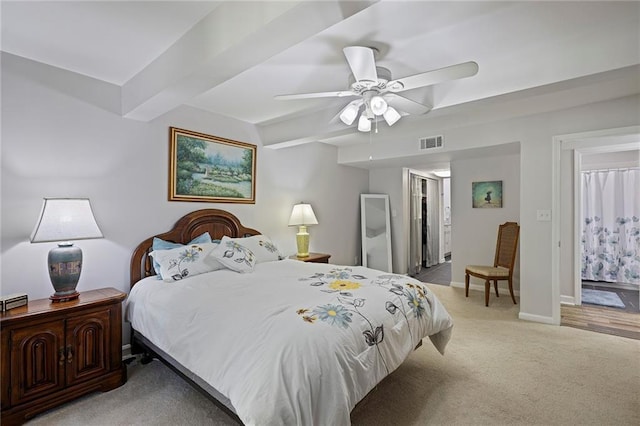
xmin=581 ymin=168 xmax=640 ymax=284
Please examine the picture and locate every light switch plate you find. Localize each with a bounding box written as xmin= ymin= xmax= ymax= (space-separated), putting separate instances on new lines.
xmin=536 ymin=210 xmax=551 ymax=221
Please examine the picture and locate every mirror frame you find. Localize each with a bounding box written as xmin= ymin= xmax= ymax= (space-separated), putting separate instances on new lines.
xmin=360 ymin=194 xmax=393 ymax=272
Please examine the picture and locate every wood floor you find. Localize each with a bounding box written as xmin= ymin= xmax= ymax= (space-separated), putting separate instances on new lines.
xmin=561 ymin=303 xmax=640 ymax=340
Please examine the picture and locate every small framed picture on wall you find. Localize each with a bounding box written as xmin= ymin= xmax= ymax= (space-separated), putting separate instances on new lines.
xmin=472 ymin=180 xmax=502 ymax=208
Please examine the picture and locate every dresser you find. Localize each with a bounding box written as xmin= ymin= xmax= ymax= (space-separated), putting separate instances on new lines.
xmin=1 ymin=288 xmax=127 ymax=425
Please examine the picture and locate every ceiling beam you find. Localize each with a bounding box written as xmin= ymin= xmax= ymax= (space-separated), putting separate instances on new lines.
xmin=121 ymin=0 xmax=378 ymax=122
xmin=260 ymin=65 xmax=640 ymax=151
xmin=257 ymin=103 xmax=362 ymax=148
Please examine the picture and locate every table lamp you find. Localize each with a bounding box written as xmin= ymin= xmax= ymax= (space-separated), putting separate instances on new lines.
xmin=288 ymin=203 xmax=318 ymax=258
xmin=30 ymin=198 xmax=103 ymax=302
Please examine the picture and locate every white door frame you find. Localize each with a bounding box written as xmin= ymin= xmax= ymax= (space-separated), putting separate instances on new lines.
xmin=552 ymin=125 xmax=640 ymax=322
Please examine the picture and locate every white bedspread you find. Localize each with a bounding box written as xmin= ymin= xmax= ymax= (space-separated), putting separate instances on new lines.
xmin=126 ymin=259 xmax=453 ymax=426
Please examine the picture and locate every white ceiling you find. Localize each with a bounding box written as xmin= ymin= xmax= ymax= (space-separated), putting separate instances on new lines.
xmin=2 ymin=1 xmax=639 ymax=152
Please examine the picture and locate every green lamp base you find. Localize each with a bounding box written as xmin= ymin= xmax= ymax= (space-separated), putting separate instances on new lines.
xmin=296 ymin=226 xmax=310 ymax=258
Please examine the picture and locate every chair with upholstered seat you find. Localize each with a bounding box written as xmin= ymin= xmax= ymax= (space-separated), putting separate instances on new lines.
xmin=465 ymin=222 xmax=520 ymax=307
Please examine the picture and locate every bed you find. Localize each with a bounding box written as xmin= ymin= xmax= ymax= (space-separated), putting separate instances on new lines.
xmin=126 ymin=209 xmax=453 ymax=425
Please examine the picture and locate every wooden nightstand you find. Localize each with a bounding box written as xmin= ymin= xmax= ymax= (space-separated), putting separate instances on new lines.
xmin=1 ymin=288 xmax=127 ymax=425
xmin=289 ymin=253 xmax=331 ymax=263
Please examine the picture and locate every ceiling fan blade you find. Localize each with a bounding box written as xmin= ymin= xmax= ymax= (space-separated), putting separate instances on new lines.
xmin=387 ymin=61 xmax=479 ymax=92
xmin=384 ymin=93 xmax=432 ymax=115
xmin=343 ymin=46 xmax=378 ymax=82
xmin=275 ymin=90 xmax=356 ymax=100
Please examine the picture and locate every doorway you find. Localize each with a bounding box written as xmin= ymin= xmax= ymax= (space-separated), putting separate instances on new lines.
xmin=579 ymin=153 xmax=639 ymax=313
xmin=552 ymin=125 xmax=640 ymax=326
xmin=409 ymin=173 xmax=440 ymax=276
xmin=409 ymin=169 xmax=451 ymax=285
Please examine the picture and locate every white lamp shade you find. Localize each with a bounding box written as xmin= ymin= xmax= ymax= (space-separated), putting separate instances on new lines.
xmin=288 ymin=203 xmax=318 ymax=226
xmin=358 ymin=115 xmax=371 ymax=132
xmin=383 ymin=106 xmax=401 ymax=126
xmin=31 ymin=198 xmax=103 ymax=243
xmin=339 ymin=101 xmax=361 ymax=125
xmin=370 ymin=95 xmax=388 ymax=116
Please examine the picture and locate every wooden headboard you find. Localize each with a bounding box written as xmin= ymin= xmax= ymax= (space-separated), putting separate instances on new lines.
xmin=130 ymin=209 xmax=260 ymax=287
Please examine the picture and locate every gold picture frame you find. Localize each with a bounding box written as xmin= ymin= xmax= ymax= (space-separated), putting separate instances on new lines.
xmin=169 ymin=127 xmax=256 ymax=204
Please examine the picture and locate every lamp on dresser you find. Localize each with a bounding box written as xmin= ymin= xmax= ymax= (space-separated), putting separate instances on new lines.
xmin=30 ymin=198 xmax=103 ymax=302
xmin=288 ymin=203 xmax=318 ymax=258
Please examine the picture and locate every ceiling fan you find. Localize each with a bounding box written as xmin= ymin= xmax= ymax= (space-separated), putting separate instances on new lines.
xmin=275 ymin=46 xmax=478 ymax=132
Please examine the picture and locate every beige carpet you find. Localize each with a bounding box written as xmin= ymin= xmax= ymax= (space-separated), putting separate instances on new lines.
xmin=29 ymin=285 xmax=639 ymax=425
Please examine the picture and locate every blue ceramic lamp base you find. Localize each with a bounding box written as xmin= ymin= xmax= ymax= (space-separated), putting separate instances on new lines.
xmin=48 ymin=242 xmax=82 ymax=302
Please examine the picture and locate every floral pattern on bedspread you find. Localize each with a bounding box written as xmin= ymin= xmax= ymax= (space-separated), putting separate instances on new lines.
xmin=296 ymin=268 xmax=435 ymax=374
xmin=127 ymin=260 xmax=454 ymax=426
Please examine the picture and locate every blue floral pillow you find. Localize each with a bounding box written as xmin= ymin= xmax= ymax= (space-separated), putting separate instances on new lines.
xmin=150 ymin=242 xmax=223 ymax=282
xmin=151 ymin=232 xmax=212 ymax=279
xmin=211 ymin=236 xmax=256 ymax=273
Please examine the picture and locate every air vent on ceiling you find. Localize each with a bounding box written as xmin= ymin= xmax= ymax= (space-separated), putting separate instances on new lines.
xmin=419 ymin=135 xmax=443 ymax=150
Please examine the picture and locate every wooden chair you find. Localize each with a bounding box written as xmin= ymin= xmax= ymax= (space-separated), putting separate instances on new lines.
xmin=465 ymin=222 xmax=520 ymax=307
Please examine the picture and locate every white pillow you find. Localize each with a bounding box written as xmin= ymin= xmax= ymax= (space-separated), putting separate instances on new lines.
xmin=224 ymin=235 xmax=283 ymax=264
xmin=211 ymin=236 xmax=256 ymax=273
xmin=150 ymin=242 xmax=223 ymax=282
xmin=151 ymin=232 xmax=213 ymax=279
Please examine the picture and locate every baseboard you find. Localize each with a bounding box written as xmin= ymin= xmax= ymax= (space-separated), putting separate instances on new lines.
xmin=560 ymin=295 xmax=576 ymax=305
xmin=451 ymin=281 xmax=520 ymax=296
xmin=519 ymin=312 xmax=557 ymax=325
xmin=452 ymin=281 xmax=557 ymax=324
xmin=450 ymin=281 xmax=464 ymax=287
xmin=122 ymin=344 xmax=133 ymax=361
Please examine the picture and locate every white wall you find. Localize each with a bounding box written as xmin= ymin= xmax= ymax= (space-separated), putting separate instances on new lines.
xmin=0 ymin=54 xmax=369 ymax=343
xmin=581 ymin=149 xmax=640 ymax=170
xmin=354 ymin=95 xmax=640 ymax=323
xmin=368 ymin=168 xmax=405 ymax=272
xmin=368 ymin=158 xmax=520 ymax=285
xmin=450 ymin=153 xmax=521 ymax=291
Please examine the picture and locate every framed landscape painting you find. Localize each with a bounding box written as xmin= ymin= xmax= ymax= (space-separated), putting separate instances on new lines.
xmin=169 ymin=127 xmax=256 ymax=203
xmin=472 ymin=180 xmax=502 ymax=208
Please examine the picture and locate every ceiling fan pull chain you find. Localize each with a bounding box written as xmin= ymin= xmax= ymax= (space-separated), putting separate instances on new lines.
xmin=369 ymin=125 xmax=373 ymax=161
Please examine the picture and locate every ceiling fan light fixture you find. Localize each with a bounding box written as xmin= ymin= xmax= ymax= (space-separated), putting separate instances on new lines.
xmin=275 ymin=46 xmax=478 ymax=134
xmin=383 ymin=106 xmax=401 ymax=126
xmin=370 ymin=95 xmax=388 ymax=115
xmin=339 ymin=103 xmax=360 ymax=125
xmin=358 ymin=115 xmax=371 ymax=132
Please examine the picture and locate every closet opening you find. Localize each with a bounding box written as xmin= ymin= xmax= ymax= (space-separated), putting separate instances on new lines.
xmin=409 ymin=169 xmax=451 ymax=286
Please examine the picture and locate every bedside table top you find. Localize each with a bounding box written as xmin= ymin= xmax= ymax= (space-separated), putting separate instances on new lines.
xmin=0 ymin=288 xmax=126 ymax=324
xmin=288 ymin=253 xmax=331 ymax=263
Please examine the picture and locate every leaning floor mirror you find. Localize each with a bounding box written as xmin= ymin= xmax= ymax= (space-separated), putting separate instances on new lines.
xmin=360 ymin=194 xmax=393 ymax=272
